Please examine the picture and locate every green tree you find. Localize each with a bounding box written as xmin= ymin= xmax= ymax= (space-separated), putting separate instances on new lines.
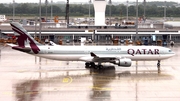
xmin=0 ymin=2 xmax=179 ymax=17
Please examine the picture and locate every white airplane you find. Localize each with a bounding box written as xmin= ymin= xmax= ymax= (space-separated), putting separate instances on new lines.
xmin=9 ymin=22 xmax=175 ymax=69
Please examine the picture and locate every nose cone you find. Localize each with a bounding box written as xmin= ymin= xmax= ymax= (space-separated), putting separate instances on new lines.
xmin=169 ymin=50 xmax=176 ymax=57
xmin=166 ymin=47 xmax=176 ymax=57
xmin=171 ymin=51 xmax=176 ymax=57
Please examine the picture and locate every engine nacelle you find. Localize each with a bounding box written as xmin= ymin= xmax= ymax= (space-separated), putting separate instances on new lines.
xmin=112 ymin=58 xmax=132 ymax=67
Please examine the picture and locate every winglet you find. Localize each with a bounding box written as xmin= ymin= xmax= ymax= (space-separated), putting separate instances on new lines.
xmin=7 ymin=43 xmax=18 ymax=47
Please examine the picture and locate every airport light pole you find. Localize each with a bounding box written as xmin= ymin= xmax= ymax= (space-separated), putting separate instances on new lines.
xmin=66 ymin=0 xmax=69 ymax=28
xmin=135 ymin=0 xmax=139 ymax=42
xmin=51 ymin=0 xmax=53 ymax=21
xmin=45 ymin=0 xmax=48 ymax=22
xmin=39 ymin=0 xmax=42 ymax=64
xmin=13 ymin=0 xmax=15 ymax=22
xmin=109 ymin=0 xmax=112 ymax=25
xmin=143 ymin=0 xmax=146 ymax=19
xmin=126 ymin=0 xmax=128 ymax=21
xmin=39 ymin=0 xmax=42 ymax=40
xmin=164 ymin=1 xmax=166 ymax=20
xmin=89 ymin=0 xmax=91 ymax=25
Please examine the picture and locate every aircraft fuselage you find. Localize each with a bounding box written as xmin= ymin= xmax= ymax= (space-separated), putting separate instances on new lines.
xmin=25 ymin=45 xmax=175 ymax=61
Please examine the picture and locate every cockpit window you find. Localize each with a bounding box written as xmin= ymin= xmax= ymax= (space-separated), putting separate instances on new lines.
xmin=169 ymin=50 xmax=172 ymax=52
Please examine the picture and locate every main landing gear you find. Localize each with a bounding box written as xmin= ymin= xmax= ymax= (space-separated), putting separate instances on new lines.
xmin=157 ymin=60 xmax=161 ymax=73
xmin=85 ymin=62 xmax=95 ymax=68
xmin=85 ymin=62 xmax=103 ymax=70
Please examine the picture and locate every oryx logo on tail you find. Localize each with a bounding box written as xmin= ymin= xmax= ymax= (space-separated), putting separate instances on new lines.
xmin=10 ymin=22 xmax=40 ymax=54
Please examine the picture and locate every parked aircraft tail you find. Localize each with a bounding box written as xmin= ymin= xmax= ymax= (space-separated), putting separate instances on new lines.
xmin=10 ymin=22 xmax=41 ymax=54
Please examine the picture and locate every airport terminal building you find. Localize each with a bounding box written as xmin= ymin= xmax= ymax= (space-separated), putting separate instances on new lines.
xmin=1 ymin=24 xmax=180 ymax=45
xmin=1 ymin=0 xmax=180 ymax=45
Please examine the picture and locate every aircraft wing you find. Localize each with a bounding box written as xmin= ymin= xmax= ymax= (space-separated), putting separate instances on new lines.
xmin=90 ymin=52 xmax=117 ymax=62
xmin=80 ymin=52 xmax=117 ymax=62
xmin=79 ymin=52 xmax=132 ymax=67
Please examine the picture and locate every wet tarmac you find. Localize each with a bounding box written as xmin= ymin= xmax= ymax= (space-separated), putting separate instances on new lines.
xmin=0 ymin=45 xmax=180 ymax=101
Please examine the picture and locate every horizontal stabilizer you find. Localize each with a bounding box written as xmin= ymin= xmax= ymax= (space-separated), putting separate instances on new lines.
xmin=12 ymin=46 xmax=31 ymax=53
xmin=7 ymin=43 xmax=18 ymax=47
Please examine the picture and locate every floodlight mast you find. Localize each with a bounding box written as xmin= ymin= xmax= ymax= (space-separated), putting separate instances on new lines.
xmin=66 ymin=0 xmax=69 ymax=28
xmin=51 ymin=0 xmax=53 ymax=21
xmin=109 ymin=0 xmax=112 ymax=25
xmin=144 ymin=0 xmax=146 ymax=18
xmin=13 ymin=0 xmax=15 ymax=22
xmin=45 ymin=0 xmax=48 ymax=22
xmin=164 ymin=1 xmax=166 ymax=20
xmin=39 ymin=0 xmax=42 ymax=41
xmin=89 ymin=0 xmax=91 ymax=25
xmin=135 ymin=0 xmax=139 ymax=42
xmin=127 ymin=0 xmax=128 ymax=21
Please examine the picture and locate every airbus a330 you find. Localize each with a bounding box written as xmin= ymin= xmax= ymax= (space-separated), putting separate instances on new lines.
xmin=8 ymin=22 xmax=175 ymax=70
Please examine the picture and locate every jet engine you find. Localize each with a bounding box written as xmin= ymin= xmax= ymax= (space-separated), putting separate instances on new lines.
xmin=111 ymin=58 xmax=132 ymax=67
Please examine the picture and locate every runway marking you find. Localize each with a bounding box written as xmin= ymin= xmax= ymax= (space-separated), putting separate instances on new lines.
xmin=62 ymin=77 xmax=73 ymax=83
xmin=2 ymin=92 xmax=13 ymax=96
xmin=90 ymin=86 xmax=112 ymax=91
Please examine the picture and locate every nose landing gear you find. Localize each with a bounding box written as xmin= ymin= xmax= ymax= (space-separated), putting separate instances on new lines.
xmin=157 ymin=60 xmax=161 ymax=73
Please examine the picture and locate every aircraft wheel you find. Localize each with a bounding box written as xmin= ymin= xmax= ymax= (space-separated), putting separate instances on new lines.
xmin=85 ymin=62 xmax=90 ymax=68
xmin=157 ymin=60 xmax=160 ymax=66
xmin=90 ymin=62 xmax=95 ymax=67
xmin=157 ymin=63 xmax=160 ymax=67
xmin=98 ymin=65 xmax=103 ymax=69
xmin=157 ymin=60 xmax=161 ymax=73
xmin=93 ymin=65 xmax=99 ymax=70
xmin=95 ymin=65 xmax=103 ymax=70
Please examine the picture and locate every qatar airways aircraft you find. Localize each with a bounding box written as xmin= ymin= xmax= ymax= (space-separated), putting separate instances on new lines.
xmin=9 ymin=22 xmax=175 ymax=69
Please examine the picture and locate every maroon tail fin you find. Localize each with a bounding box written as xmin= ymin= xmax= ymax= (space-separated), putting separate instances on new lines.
xmin=10 ymin=22 xmax=41 ymax=54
